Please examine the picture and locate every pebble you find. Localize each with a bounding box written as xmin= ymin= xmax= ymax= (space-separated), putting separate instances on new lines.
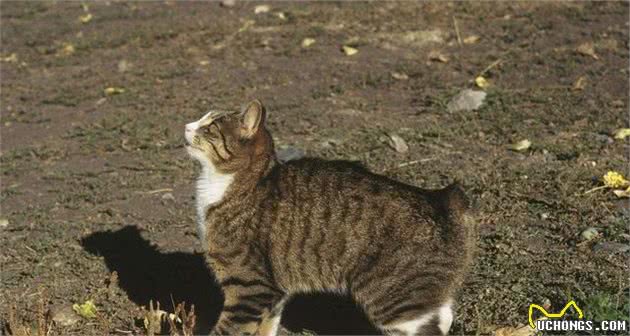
xmin=161 ymin=193 xmax=175 ymax=202
xmin=50 ymin=305 xmax=80 ymax=327
xmin=276 ymin=147 xmax=305 ymax=163
xmin=446 ymin=89 xmax=486 ymax=113
xmin=387 ymin=133 xmax=409 ymax=153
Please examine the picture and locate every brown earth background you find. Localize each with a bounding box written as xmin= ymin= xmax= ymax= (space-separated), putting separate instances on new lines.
xmin=1 ymin=1 xmax=629 ymax=335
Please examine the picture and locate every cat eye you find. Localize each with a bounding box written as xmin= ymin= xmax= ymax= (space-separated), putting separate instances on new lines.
xmin=202 ymin=124 xmax=222 ymax=140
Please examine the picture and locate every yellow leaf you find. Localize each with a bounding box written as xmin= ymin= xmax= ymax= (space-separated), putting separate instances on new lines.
xmin=254 ymin=5 xmax=270 ymax=14
xmin=475 ymin=76 xmax=489 ymax=89
xmin=613 ymin=186 xmax=630 ymax=198
xmin=463 ymin=35 xmax=480 ymax=44
xmin=72 ymin=300 xmax=97 ymax=319
xmin=603 ymin=171 xmax=629 ymax=189
xmin=104 ymin=87 xmax=125 ymax=95
xmin=59 ymin=43 xmax=75 ymax=56
xmin=576 ymin=42 xmax=599 ymax=59
xmin=572 ymin=76 xmax=587 ymax=90
xmin=79 ymin=13 xmax=93 ymax=24
xmin=508 ymin=139 xmax=531 ymax=152
xmin=614 ymin=128 xmax=630 ymax=140
xmin=1 ymin=53 xmax=17 ymax=63
xmin=301 ymin=38 xmax=316 ymax=48
xmin=342 ymin=46 xmax=358 ymax=56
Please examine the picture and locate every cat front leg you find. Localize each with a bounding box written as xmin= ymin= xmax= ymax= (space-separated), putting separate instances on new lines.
xmin=211 ymin=276 xmax=285 ymax=335
xmin=256 ymin=297 xmax=288 ymax=336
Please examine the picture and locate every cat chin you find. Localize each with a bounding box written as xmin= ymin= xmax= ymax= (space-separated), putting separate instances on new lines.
xmin=186 ymin=146 xmax=213 ymax=168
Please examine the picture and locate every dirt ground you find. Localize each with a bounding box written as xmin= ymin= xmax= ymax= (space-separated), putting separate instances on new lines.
xmin=1 ymin=1 xmax=629 ymax=335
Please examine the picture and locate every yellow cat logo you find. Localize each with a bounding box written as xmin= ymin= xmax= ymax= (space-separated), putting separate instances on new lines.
xmin=528 ymin=300 xmax=584 ymax=328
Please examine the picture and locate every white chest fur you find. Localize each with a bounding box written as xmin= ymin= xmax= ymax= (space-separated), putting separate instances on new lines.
xmin=195 ymin=166 xmax=234 ymax=249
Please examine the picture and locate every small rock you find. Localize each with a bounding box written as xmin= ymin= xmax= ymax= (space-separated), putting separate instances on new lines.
xmin=276 ymin=147 xmax=305 ymax=163
xmin=593 ymin=242 xmax=630 ymax=254
xmin=51 ymin=305 xmax=80 ymax=327
xmin=220 ymin=0 xmax=235 ymax=7
xmin=161 ymin=193 xmax=175 ymax=202
xmin=0 ymin=218 xmax=8 ymax=228
xmin=387 ymin=133 xmax=409 ymax=153
xmin=446 ymin=89 xmax=486 ymax=113
xmin=428 ymin=50 xmax=449 ymax=63
xmin=580 ymin=227 xmax=599 ymax=241
xmin=117 ymin=60 xmax=131 ymax=73
xmin=391 ymin=72 xmax=409 ymax=80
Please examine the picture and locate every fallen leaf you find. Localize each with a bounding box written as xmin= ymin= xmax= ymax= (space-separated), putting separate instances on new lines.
xmin=72 ymin=300 xmax=97 ymax=319
xmin=59 ymin=43 xmax=75 ymax=56
xmin=572 ymin=76 xmax=587 ymax=90
xmin=387 ymin=133 xmax=409 ymax=153
xmin=576 ymin=42 xmax=598 ymax=59
xmin=391 ymin=72 xmax=408 ymax=80
xmin=0 ymin=218 xmax=8 ymax=228
xmin=79 ymin=13 xmax=93 ymax=24
xmin=603 ymin=171 xmax=629 ymax=189
xmin=463 ymin=35 xmax=480 ymax=44
xmin=301 ymin=38 xmax=316 ymax=48
xmin=428 ymin=50 xmax=449 ymax=63
xmin=220 ymin=0 xmax=236 ymax=7
xmin=104 ymin=87 xmax=125 ymax=95
xmin=199 ymin=60 xmax=210 ymax=66
xmin=508 ymin=139 xmax=531 ymax=152
xmin=254 ymin=5 xmax=270 ymax=14
xmin=580 ymin=227 xmax=600 ymax=241
xmin=614 ymin=128 xmax=630 ymax=140
xmin=276 ymin=12 xmax=287 ymax=20
xmin=1 ymin=53 xmax=18 ymax=63
xmin=342 ymin=45 xmax=358 ymax=56
xmin=475 ymin=76 xmax=489 ymax=89
xmin=613 ymin=187 xmax=630 ymax=198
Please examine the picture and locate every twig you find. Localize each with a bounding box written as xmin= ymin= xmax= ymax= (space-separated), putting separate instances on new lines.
xmin=382 ymin=158 xmax=436 ymax=172
xmin=478 ymin=59 xmax=502 ymax=77
xmin=583 ymin=185 xmax=607 ymax=195
xmin=453 ymin=16 xmax=462 ymax=47
xmin=135 ymin=188 xmax=173 ymax=195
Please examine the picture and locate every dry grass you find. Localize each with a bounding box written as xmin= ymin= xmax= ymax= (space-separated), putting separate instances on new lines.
xmin=142 ymin=300 xmax=196 ymax=336
xmin=5 ymin=291 xmax=52 ymax=336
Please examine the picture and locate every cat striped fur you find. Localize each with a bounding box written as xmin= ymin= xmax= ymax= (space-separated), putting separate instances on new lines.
xmin=185 ymin=100 xmax=477 ymax=335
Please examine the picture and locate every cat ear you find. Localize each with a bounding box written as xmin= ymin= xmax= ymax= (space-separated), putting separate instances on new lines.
xmin=240 ymin=99 xmax=266 ymax=138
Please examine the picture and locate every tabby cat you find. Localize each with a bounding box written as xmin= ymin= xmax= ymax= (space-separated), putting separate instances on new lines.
xmin=184 ymin=100 xmax=476 ymax=336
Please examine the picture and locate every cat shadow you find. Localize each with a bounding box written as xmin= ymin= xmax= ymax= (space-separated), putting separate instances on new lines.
xmin=81 ymin=225 xmax=380 ymax=335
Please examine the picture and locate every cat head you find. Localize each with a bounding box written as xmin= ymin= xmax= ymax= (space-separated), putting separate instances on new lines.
xmin=185 ymin=100 xmax=274 ymax=174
